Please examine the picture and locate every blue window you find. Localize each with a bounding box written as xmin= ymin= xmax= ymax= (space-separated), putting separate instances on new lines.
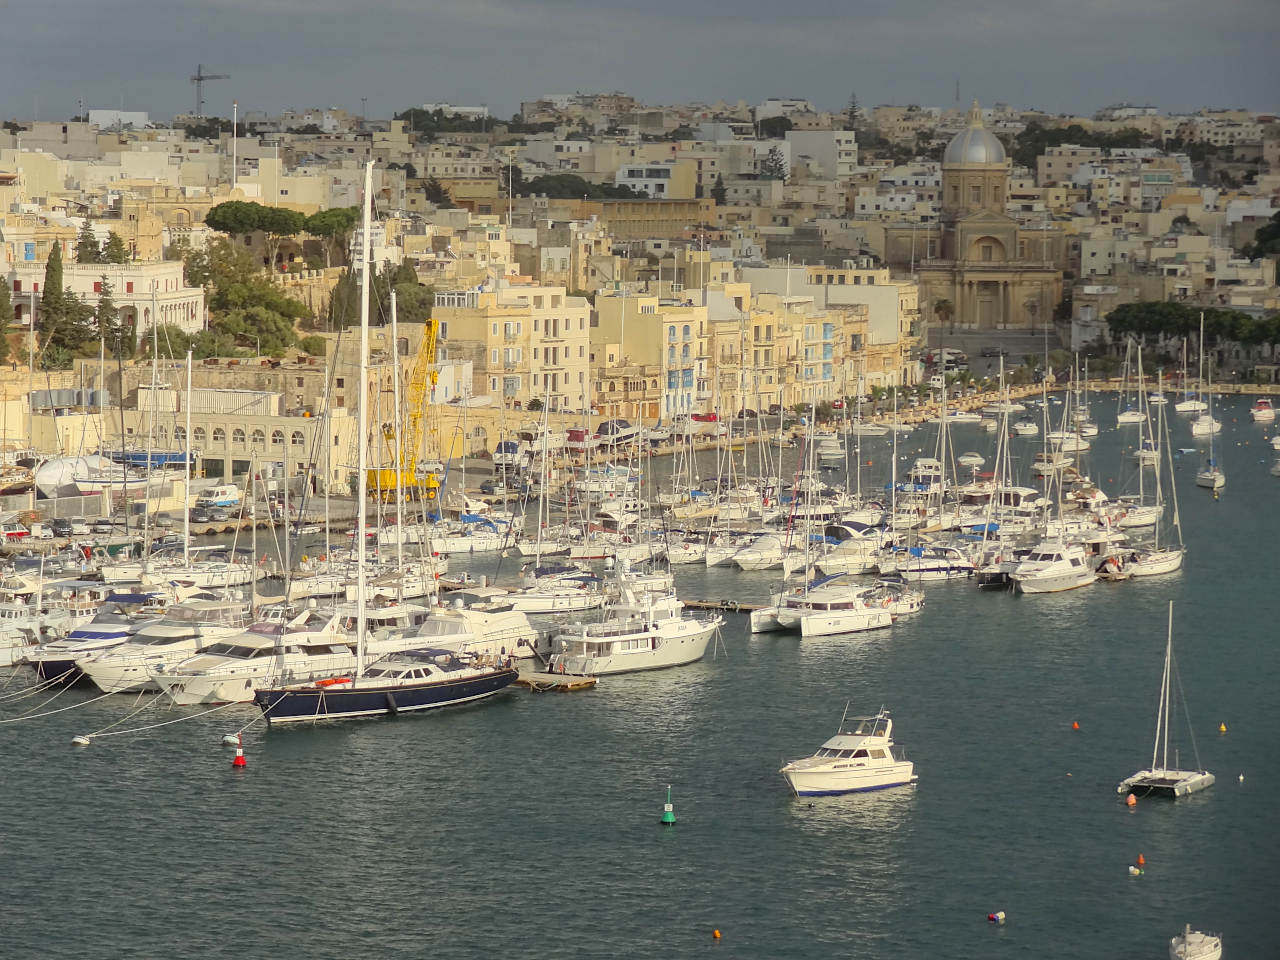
xmin=667 ymin=372 xmax=677 ymax=390
xmin=682 ymin=369 xmax=694 ymax=388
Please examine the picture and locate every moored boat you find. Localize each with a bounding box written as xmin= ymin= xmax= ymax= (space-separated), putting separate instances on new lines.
xmin=780 ymin=708 xmax=917 ymax=796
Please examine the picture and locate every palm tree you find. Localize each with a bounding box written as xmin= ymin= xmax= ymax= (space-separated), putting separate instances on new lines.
xmin=933 ymin=298 xmax=954 ymax=335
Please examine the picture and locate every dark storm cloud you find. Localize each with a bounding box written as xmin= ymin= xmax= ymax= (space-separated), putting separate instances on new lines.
xmin=2 ymin=0 xmax=1275 ymax=121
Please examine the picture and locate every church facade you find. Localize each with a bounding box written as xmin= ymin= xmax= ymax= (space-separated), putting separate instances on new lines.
xmin=884 ymin=103 xmax=1063 ymax=331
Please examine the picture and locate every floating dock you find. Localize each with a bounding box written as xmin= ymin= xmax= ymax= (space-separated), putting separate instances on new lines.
xmin=685 ymin=599 xmax=766 ymax=613
xmin=514 ymin=671 xmax=598 ymax=692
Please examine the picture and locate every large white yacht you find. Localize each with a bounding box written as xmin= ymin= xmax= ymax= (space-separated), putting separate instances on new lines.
xmin=547 ymin=590 xmax=721 ymax=676
xmin=780 ymin=709 xmax=917 ymax=796
xmin=150 ymin=606 xmax=352 ymax=704
xmin=403 ymin=603 xmax=552 ymax=662
xmin=1010 ymin=540 xmax=1097 ymax=594
xmin=78 ymin=599 xmax=252 ymax=693
xmin=25 ymin=594 xmax=163 ymax=682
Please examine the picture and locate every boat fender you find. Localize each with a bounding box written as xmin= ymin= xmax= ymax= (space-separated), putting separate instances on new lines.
xmin=882 ymin=597 xmax=892 ymax=609
xmin=384 ymin=692 xmax=399 ymax=714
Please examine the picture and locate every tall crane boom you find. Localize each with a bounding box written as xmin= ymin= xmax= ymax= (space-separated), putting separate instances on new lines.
xmin=368 ymin=318 xmax=440 ymax=500
xmin=190 ymin=64 xmax=230 ymax=118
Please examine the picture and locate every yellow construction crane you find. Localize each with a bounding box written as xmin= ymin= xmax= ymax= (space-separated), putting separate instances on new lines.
xmin=368 ymin=318 xmax=441 ymax=501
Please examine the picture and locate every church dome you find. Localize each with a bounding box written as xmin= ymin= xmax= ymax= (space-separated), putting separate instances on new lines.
xmin=943 ymin=101 xmax=1006 ymax=165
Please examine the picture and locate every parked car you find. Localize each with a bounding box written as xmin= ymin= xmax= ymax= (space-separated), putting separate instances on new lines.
xmin=734 ymin=409 xmax=759 ymax=420
xmin=209 ymin=508 xmax=230 ymax=522
xmin=91 ymin=519 xmax=114 ymax=535
xmin=153 ymin=513 xmax=175 ymax=529
xmin=767 ymin=403 xmax=783 ymax=417
xmin=49 ymin=518 xmax=73 ymax=538
xmin=189 ymin=507 xmax=211 ymax=524
xmin=70 ymin=518 xmax=91 ymax=535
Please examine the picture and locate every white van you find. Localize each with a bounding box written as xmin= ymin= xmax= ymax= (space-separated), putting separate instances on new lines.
xmin=929 ymin=374 xmax=946 ymax=391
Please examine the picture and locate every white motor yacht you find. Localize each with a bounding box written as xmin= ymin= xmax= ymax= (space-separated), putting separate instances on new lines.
xmin=78 ymin=599 xmax=252 ymax=693
xmin=503 ymin=572 xmax=607 ymax=613
xmin=1010 ymin=540 xmax=1097 ymax=594
xmin=732 ymin=533 xmax=796 ymax=572
xmin=1117 ymin=408 xmax=1146 ymax=425
xmin=882 ymin=544 xmax=975 ymax=582
xmin=25 ymin=594 xmax=163 ymax=682
xmin=406 ymin=604 xmax=551 ymax=662
xmin=150 ymin=606 xmax=352 ymax=705
xmin=1169 ymin=924 xmax=1222 ymax=960
xmin=1250 ymin=398 xmax=1275 ymax=423
xmin=780 ymin=708 xmax=917 ymax=796
xmin=1012 ymin=417 xmax=1039 ymax=437
xmin=548 ymin=590 xmax=721 ymax=676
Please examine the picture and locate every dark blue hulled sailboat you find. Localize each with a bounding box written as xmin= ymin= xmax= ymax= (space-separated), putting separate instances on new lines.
xmin=253 ymin=649 xmax=518 ymax=725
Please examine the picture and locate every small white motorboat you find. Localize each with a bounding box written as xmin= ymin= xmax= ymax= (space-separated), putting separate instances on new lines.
xmin=1250 ymin=397 xmax=1275 ymax=423
xmin=781 ymin=707 xmax=917 ymax=796
xmin=1169 ymin=923 xmax=1222 ymax=960
xmin=957 ymin=451 xmax=985 ymax=469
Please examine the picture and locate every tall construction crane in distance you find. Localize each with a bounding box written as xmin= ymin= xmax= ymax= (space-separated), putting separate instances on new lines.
xmin=190 ymin=64 xmax=230 ymax=118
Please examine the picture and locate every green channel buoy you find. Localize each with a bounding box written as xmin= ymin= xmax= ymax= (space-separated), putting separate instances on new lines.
xmin=660 ymin=784 xmax=677 ymax=826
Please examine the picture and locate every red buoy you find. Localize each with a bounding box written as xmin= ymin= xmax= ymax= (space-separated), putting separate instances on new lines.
xmin=1137 ymin=853 xmax=1145 ymax=866
xmin=232 ymin=733 xmax=247 ymax=768
xmin=1072 ymin=721 xmax=1080 ymax=730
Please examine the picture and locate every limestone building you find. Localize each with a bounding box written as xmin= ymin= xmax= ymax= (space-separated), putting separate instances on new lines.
xmin=889 ymin=103 xmax=1063 ymax=331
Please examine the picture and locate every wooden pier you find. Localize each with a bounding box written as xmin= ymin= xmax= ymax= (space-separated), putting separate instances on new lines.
xmin=514 ymin=670 xmax=598 ymax=692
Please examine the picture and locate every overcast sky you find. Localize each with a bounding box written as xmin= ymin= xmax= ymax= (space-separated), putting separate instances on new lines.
xmin=4 ymin=0 xmax=1277 ymax=123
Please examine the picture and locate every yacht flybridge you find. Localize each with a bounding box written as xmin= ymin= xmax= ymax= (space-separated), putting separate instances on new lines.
xmin=780 ymin=708 xmax=917 ymax=796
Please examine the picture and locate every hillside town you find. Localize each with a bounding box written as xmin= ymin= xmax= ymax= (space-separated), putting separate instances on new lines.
xmin=0 ymin=90 xmax=1278 ymax=497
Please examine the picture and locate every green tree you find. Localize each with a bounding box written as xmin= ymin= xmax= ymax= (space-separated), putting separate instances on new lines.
xmin=95 ymin=278 xmax=121 ymax=346
xmin=137 ymin=323 xmax=191 ymax=359
xmin=422 ymin=177 xmax=453 ymax=207
xmin=1242 ymin=211 xmax=1280 ymax=259
xmin=75 ymin=222 xmax=102 ymax=263
xmin=759 ymin=146 xmax=788 ymax=181
xmin=845 ymin=92 xmax=860 ymax=131
xmin=259 ymin=206 xmax=306 ymax=272
xmin=711 ymin=174 xmax=727 ymax=205
xmin=205 ymin=200 xmax=263 ymax=236
xmin=102 ymin=231 xmax=130 ymax=264
xmin=518 ymin=173 xmax=638 ymax=200
xmin=932 ymin=298 xmax=954 ymax=333
xmin=304 ymin=207 xmax=359 ymax=267
xmin=299 ymin=334 xmax=327 ymax=356
xmin=0 ymin=279 xmax=11 ymax=365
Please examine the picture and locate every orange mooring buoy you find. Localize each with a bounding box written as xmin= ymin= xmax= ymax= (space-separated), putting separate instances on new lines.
xmin=1137 ymin=853 xmax=1145 ymax=866
xmin=1126 ymin=793 xmax=1137 ymax=807
xmin=712 ymin=930 xmax=721 ymax=940
xmin=1072 ymin=721 xmax=1080 ymax=730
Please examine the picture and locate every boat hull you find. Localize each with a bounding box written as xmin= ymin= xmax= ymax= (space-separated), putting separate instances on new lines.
xmin=798 ymin=609 xmax=893 ymax=637
xmin=782 ymin=762 xmax=916 ymax=796
xmin=1117 ymin=769 xmax=1215 ymax=798
xmin=255 ymin=668 xmax=518 ymax=724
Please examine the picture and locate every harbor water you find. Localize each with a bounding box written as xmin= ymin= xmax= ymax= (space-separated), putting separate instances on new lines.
xmin=2 ymin=395 xmax=1277 ymax=959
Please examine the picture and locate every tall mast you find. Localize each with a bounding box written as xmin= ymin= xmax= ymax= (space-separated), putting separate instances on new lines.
xmin=390 ymin=288 xmax=404 ymax=574
xmin=356 ymin=160 xmax=373 ymax=675
xmin=183 ymin=348 xmax=192 ymax=567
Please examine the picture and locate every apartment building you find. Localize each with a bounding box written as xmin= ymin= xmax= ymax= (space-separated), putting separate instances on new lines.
xmin=434 ymin=279 xmax=590 ymax=412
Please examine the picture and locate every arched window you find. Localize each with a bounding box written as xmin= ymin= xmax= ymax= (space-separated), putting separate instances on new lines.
xmin=250 ymin=428 xmax=266 ymax=445
xmin=682 ymin=324 xmax=691 ymax=340
xmin=232 ymin=428 xmax=246 ymax=445
xmin=211 ymin=427 xmax=225 ymax=443
xmin=681 ymin=344 xmax=690 ymax=359
xmin=667 ymin=327 xmax=676 ymax=341
xmin=192 ymin=426 xmax=205 ymax=444
xmin=291 ymin=431 xmax=305 ymax=446
xmin=174 ymin=426 xmax=186 ymax=443
xmin=156 ymin=426 xmax=167 ymax=445
xmin=271 ymin=430 xmax=285 ymax=445
xmin=668 ymin=346 xmax=676 ymax=363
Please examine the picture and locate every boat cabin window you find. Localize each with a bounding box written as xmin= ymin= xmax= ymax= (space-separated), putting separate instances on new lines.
xmin=869 ymin=749 xmax=887 ymax=759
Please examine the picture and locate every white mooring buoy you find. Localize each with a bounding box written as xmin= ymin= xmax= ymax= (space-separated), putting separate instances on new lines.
xmin=222 ymin=733 xmax=241 ymax=746
xmin=71 ymin=735 xmax=91 ymax=747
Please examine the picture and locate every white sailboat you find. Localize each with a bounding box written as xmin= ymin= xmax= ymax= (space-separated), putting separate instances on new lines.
xmin=1117 ymin=602 xmax=1214 ymax=798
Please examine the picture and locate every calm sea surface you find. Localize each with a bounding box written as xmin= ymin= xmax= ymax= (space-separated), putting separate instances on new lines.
xmin=2 ymin=395 xmax=1276 ymax=959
